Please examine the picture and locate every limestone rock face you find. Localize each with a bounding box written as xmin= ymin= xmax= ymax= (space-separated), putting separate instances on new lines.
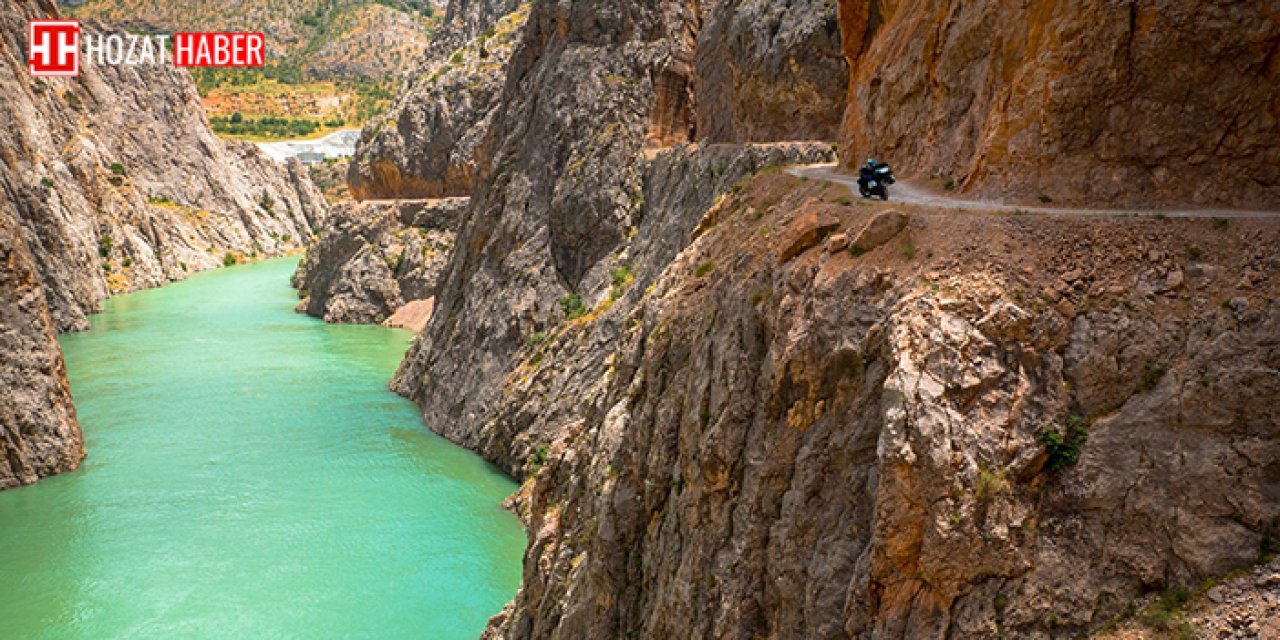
xmin=434 ymin=0 xmax=523 ymax=54
xmin=837 ymin=0 xmax=1280 ymax=208
xmin=482 ymin=173 xmax=1280 ymax=638
xmin=0 ymin=0 xmax=326 ymax=489
xmin=347 ymin=3 xmax=527 ymax=200
xmin=0 ymin=204 xmax=84 ymax=490
xmin=391 ymin=141 xmax=834 ymax=471
xmin=293 ymin=199 xmax=463 ymax=324
xmin=695 ymin=0 xmax=847 ymax=143
xmin=352 ymin=0 xmax=849 ymax=200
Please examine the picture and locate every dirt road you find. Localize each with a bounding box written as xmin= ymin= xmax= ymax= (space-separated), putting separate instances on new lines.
xmin=788 ymin=164 xmax=1280 ymax=219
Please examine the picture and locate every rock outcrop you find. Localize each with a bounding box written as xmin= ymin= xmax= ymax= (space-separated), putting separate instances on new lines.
xmin=837 ymin=0 xmax=1280 ymax=208
xmin=347 ymin=2 xmax=527 ymax=199
xmin=293 ymin=198 xmax=463 ymax=324
xmin=393 ymin=141 xmax=834 ymax=471
xmin=694 ymin=0 xmax=847 ymax=143
xmin=0 ymin=0 xmax=326 ymax=489
xmin=350 ymin=0 xmax=850 ymax=199
xmin=482 ymin=172 xmax=1280 ymax=638
xmin=0 ymin=202 xmax=84 ymax=490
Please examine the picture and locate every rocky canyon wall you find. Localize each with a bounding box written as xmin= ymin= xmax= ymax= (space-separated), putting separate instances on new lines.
xmin=386 ymin=0 xmax=840 ymax=470
xmin=348 ymin=0 xmax=849 ymax=200
xmin=365 ymin=0 xmax=1277 ymax=637
xmin=694 ymin=0 xmax=846 ymax=143
xmin=347 ymin=1 xmax=527 ymax=200
xmin=0 ymin=0 xmax=326 ymax=488
xmin=488 ymin=173 xmax=1280 ymax=639
xmin=838 ymin=0 xmax=1280 ymax=209
xmin=293 ymin=198 xmax=465 ymax=325
xmin=0 ymin=200 xmax=83 ymax=490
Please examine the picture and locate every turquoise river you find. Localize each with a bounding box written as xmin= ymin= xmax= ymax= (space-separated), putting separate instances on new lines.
xmin=0 ymin=257 xmax=525 ymax=639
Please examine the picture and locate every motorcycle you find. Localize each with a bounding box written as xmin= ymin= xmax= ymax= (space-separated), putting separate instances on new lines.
xmin=858 ymin=163 xmax=896 ymax=200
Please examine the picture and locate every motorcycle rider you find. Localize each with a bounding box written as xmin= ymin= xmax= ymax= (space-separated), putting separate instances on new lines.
xmin=856 ymin=157 xmax=896 ymax=200
xmin=858 ymin=158 xmax=880 ymax=189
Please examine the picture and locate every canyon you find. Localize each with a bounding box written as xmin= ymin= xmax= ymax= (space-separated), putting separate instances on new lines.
xmin=319 ymin=0 xmax=1279 ymax=637
xmin=2 ymin=0 xmax=1278 ymax=637
xmin=1 ymin=0 xmax=326 ymax=489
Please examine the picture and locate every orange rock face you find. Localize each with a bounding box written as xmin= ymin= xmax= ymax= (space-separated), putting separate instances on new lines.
xmin=838 ymin=0 xmax=1280 ymax=208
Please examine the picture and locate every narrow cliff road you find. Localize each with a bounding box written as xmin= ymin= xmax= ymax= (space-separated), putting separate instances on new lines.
xmin=789 ymin=164 xmax=1280 ymax=219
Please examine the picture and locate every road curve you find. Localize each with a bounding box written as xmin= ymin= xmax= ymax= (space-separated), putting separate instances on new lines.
xmin=788 ymin=163 xmax=1280 ymax=220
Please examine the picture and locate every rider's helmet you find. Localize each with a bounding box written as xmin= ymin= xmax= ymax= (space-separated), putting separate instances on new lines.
xmin=865 ymin=158 xmax=878 ymax=169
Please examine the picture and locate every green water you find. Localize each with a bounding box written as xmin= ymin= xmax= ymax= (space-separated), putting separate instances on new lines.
xmin=0 ymin=258 xmax=525 ymax=639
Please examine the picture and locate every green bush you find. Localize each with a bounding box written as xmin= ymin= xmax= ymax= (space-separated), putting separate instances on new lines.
xmin=694 ymin=261 xmax=715 ymax=277
xmin=610 ymin=264 xmax=634 ymax=300
xmin=109 ymin=162 xmax=127 ymax=177
xmin=527 ymin=445 xmax=550 ymax=473
xmin=97 ymin=235 xmax=113 ymax=257
xmin=1039 ymin=416 xmax=1087 ymax=472
xmin=559 ymin=293 xmax=586 ymax=320
xmin=222 ymin=253 xmax=237 ymax=267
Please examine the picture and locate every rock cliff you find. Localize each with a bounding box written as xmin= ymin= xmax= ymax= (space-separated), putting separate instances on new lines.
xmin=486 ymin=173 xmax=1280 ymax=638
xmin=2 ymin=9 xmax=326 ymax=331
xmin=0 ymin=0 xmax=326 ymax=489
xmin=837 ymin=0 xmax=1280 ymax=208
xmin=694 ymin=0 xmax=846 ymax=143
xmin=347 ymin=2 xmax=526 ymax=199
xmin=349 ymin=0 xmax=850 ymax=198
xmin=0 ymin=202 xmax=84 ymax=490
xmin=324 ymin=0 xmax=1277 ymax=636
xmin=293 ymin=198 xmax=464 ymax=324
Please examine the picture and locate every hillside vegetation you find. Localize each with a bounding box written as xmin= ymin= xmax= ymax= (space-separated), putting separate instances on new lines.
xmin=67 ymin=0 xmax=440 ymax=137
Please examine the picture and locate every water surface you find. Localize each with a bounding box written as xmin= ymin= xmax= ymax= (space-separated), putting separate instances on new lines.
xmin=0 ymin=257 xmax=524 ymax=639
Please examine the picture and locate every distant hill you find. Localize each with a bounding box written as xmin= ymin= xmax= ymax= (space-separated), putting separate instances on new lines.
xmin=64 ymin=0 xmax=442 ymax=81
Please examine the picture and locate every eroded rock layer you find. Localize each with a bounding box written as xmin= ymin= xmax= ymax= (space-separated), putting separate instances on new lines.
xmin=837 ymin=0 xmax=1280 ymax=208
